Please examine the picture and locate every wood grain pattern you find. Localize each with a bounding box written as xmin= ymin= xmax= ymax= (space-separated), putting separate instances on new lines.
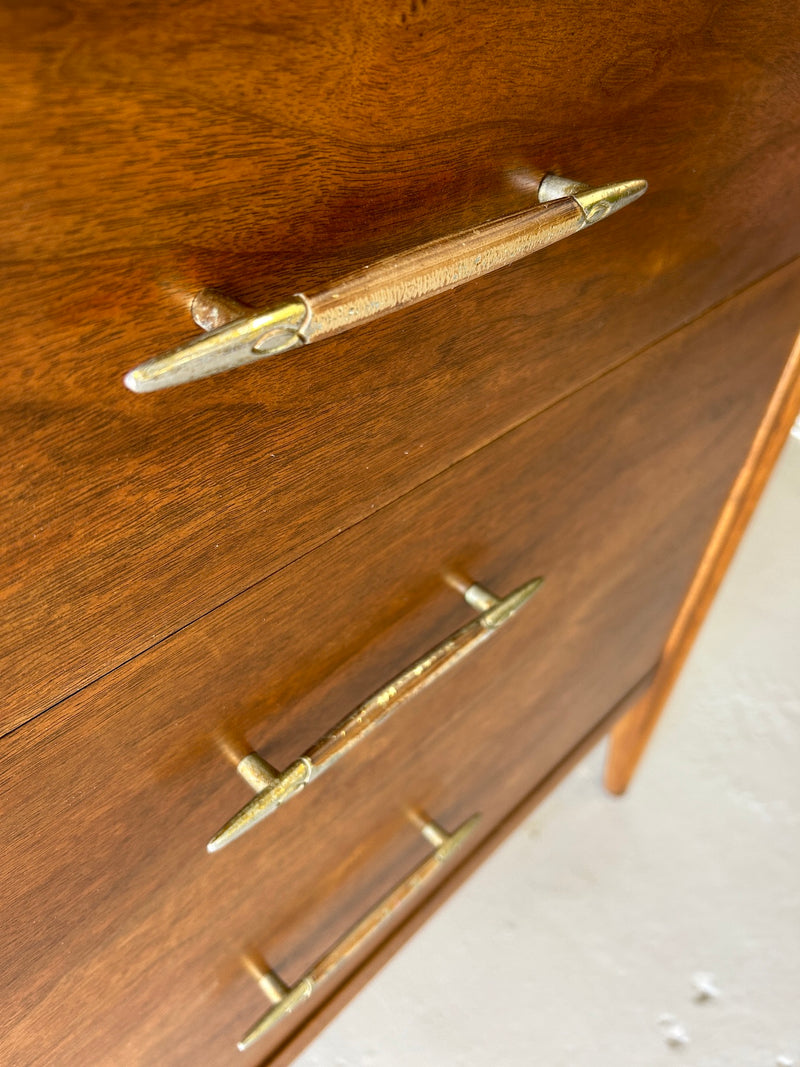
xmin=605 ymin=318 xmax=800 ymax=794
xmin=3 ymin=0 xmax=800 ymax=730
xmin=2 ymin=260 xmax=797 ymax=1066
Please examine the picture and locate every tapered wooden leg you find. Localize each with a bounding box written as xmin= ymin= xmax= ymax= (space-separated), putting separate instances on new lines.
xmin=604 ymin=688 xmax=661 ymax=794
xmin=605 ymin=330 xmax=800 ymax=795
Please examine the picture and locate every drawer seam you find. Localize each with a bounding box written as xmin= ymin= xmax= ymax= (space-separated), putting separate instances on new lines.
xmin=6 ymin=252 xmax=798 ymax=745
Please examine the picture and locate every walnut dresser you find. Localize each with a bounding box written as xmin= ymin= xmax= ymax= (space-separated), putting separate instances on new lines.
xmin=2 ymin=2 xmax=799 ymax=1064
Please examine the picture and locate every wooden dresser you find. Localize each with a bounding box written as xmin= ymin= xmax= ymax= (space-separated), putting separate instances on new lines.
xmin=3 ymin=2 xmax=799 ymax=1064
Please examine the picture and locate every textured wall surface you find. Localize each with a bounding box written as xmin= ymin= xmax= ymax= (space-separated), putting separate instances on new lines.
xmin=296 ymin=435 xmax=800 ymax=1067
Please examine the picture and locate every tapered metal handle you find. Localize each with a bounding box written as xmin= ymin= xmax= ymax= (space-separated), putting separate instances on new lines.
xmin=208 ymin=577 xmax=541 ymax=853
xmin=124 ymin=175 xmax=646 ymax=392
xmin=237 ymin=811 xmax=480 ymax=1051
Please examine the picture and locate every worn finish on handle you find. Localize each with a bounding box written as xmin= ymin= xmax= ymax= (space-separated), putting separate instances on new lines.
xmin=301 ymin=198 xmax=584 ymax=340
xmin=124 ymin=199 xmax=580 ymax=392
xmin=237 ymin=813 xmax=480 ymax=1051
xmin=207 ymin=578 xmax=541 ymax=853
xmin=124 ymin=179 xmax=646 ymax=392
xmin=304 ymin=180 xmax=648 ymax=337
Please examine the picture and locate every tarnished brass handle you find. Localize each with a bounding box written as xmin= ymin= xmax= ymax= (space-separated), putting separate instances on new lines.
xmin=208 ymin=577 xmax=541 ymax=853
xmin=124 ymin=174 xmax=646 ymax=392
xmin=237 ymin=811 xmax=480 ymax=1051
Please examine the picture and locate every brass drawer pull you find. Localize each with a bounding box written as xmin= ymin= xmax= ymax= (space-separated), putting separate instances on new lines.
xmin=237 ymin=811 xmax=480 ymax=1051
xmin=208 ymin=578 xmax=540 ymax=853
xmin=124 ymin=174 xmax=646 ymax=392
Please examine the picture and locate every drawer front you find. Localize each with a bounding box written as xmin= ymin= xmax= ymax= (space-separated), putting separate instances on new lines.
xmin=3 ymin=260 xmax=798 ymax=1066
xmin=3 ymin=1 xmax=800 ymax=729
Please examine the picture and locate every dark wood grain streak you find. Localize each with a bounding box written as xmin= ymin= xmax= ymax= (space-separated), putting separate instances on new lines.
xmin=2 ymin=260 xmax=797 ymax=1066
xmin=3 ymin=0 xmax=800 ymax=729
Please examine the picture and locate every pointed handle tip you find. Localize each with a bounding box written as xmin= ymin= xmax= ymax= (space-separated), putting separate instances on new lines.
xmin=574 ymin=178 xmax=648 ymax=224
xmin=123 ymin=369 xmax=146 ymax=393
xmin=124 ymin=364 xmax=168 ymax=394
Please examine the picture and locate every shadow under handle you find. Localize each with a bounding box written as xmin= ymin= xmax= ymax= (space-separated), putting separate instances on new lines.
xmin=237 ymin=812 xmax=481 ymax=1051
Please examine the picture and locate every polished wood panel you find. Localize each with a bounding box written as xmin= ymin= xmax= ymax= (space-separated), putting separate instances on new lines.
xmin=605 ymin=322 xmax=800 ymax=793
xmin=3 ymin=0 xmax=800 ymax=729
xmin=2 ymin=260 xmax=797 ymax=1066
